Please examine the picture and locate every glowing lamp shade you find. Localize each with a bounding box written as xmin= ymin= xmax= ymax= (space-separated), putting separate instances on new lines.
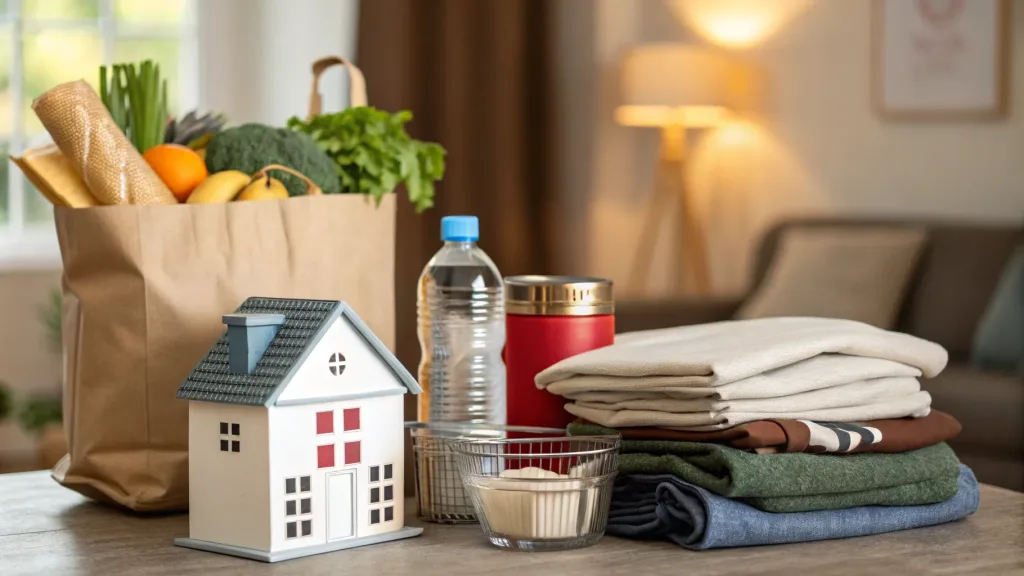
xmin=615 ymin=45 xmax=749 ymax=128
xmin=665 ymin=0 xmax=814 ymax=49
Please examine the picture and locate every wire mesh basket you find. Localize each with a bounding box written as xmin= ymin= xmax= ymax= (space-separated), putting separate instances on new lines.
xmin=452 ymin=436 xmax=620 ymax=551
xmin=406 ymin=422 xmax=565 ymax=524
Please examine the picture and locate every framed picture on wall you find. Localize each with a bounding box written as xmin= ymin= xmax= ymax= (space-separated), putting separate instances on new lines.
xmin=873 ymin=0 xmax=1010 ymax=120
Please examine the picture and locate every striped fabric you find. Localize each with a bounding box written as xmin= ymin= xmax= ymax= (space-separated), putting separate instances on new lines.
xmin=803 ymin=421 xmax=882 ymax=453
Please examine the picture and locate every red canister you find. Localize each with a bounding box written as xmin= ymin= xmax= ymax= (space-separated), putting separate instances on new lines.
xmin=504 ymin=276 xmax=615 ymax=429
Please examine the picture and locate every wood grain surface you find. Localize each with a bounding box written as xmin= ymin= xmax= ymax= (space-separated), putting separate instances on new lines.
xmin=0 ymin=471 xmax=1021 ymax=575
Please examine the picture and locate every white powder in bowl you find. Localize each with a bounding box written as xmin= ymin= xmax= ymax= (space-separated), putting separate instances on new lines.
xmin=474 ymin=467 xmax=604 ymax=540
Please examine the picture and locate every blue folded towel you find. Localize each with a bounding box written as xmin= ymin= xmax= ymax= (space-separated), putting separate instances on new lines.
xmin=607 ymin=464 xmax=979 ymax=549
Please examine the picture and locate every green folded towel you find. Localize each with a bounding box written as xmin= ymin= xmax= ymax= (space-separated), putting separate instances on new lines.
xmin=568 ymin=422 xmax=961 ymax=513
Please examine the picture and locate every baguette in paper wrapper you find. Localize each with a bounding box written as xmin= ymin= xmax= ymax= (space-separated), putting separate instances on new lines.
xmin=32 ymin=79 xmax=176 ymax=205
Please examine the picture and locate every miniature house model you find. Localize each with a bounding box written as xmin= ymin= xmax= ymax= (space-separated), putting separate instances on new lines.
xmin=174 ymin=297 xmax=422 ymax=563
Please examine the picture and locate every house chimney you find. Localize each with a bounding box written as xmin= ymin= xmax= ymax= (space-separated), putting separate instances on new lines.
xmin=222 ymin=313 xmax=286 ymax=374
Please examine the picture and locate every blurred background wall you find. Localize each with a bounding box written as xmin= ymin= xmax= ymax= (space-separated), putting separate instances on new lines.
xmin=0 ymin=269 xmax=60 ymax=466
xmin=584 ymin=0 xmax=1024 ymax=298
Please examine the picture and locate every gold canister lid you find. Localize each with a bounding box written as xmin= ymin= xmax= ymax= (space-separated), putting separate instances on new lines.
xmin=505 ymin=275 xmax=614 ymax=316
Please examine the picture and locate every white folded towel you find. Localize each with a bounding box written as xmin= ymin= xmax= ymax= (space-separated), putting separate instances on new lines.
xmin=548 ymin=355 xmax=922 ymax=400
xmin=536 ymin=317 xmax=948 ymax=390
xmin=571 ymin=376 xmax=921 ymax=414
xmin=565 ymin=391 xmax=932 ymax=430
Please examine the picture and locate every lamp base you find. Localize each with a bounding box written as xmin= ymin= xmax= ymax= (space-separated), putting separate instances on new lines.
xmin=628 ymin=125 xmax=710 ymax=297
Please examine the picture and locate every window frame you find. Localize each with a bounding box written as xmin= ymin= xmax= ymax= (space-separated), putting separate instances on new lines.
xmin=316 ymin=410 xmax=334 ymax=435
xmin=0 ymin=0 xmax=200 ymax=269
xmin=342 ymin=407 xmax=359 ymax=432
xmin=368 ymin=462 xmax=395 ymax=523
xmin=317 ymin=444 xmax=335 ymax=469
xmin=343 ymin=440 xmax=360 ymax=466
xmin=219 ymin=420 xmax=240 ymax=452
xmin=328 ymin=352 xmax=347 ymax=376
xmin=284 ymin=475 xmax=314 ymax=538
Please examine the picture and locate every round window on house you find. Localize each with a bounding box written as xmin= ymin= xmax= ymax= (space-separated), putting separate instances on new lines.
xmin=328 ymin=353 xmax=347 ymax=376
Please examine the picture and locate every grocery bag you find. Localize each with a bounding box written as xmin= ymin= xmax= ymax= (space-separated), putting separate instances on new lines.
xmin=51 ymin=57 xmax=392 ymax=512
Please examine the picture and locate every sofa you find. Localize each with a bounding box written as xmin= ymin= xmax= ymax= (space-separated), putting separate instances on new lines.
xmin=615 ymin=218 xmax=1023 ymax=492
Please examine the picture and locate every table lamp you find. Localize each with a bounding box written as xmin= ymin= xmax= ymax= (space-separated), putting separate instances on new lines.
xmin=616 ymin=44 xmax=750 ymax=296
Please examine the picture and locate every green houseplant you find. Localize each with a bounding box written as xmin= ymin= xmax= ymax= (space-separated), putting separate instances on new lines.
xmin=19 ymin=287 xmax=65 ymax=469
xmin=0 ymin=381 xmax=12 ymax=423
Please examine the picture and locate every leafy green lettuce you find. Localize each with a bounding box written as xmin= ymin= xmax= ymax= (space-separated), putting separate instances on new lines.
xmin=287 ymin=107 xmax=445 ymax=212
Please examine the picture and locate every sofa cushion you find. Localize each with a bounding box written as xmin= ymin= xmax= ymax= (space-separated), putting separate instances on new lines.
xmin=899 ymin=225 xmax=1022 ymax=359
xmin=971 ymin=245 xmax=1024 ymax=373
xmin=922 ymin=364 xmax=1023 ymax=456
xmin=737 ymin=227 xmax=927 ymax=329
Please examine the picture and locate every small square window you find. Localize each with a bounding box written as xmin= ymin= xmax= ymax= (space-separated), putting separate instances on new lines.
xmin=316 ymin=411 xmax=334 ymax=435
xmin=300 ymin=476 xmax=311 ymax=492
xmin=384 ymin=464 xmax=393 ymax=480
xmin=231 ymin=423 xmax=240 ymax=436
xmin=344 ymin=441 xmax=361 ymax=465
xmin=318 ymin=444 xmax=335 ymax=469
xmin=286 ymin=478 xmax=296 ymax=494
xmin=369 ymin=466 xmax=380 ymax=483
xmin=370 ymin=487 xmax=380 ymax=504
xmin=220 ymin=422 xmax=228 ymax=435
xmin=301 ymin=498 xmax=311 ymax=514
xmin=286 ymin=521 xmax=297 ymax=538
xmin=286 ymin=500 xmax=296 ymax=516
xmin=343 ymin=408 xmax=360 ymax=431
xmin=231 ymin=440 xmax=240 ymax=453
xmin=370 ymin=509 xmax=380 ymax=525
xmin=384 ymin=485 xmax=393 ymax=502
xmin=220 ymin=439 xmax=229 ymax=452
xmin=301 ymin=519 xmax=312 ymax=536
xmin=384 ymin=506 xmax=394 ymax=522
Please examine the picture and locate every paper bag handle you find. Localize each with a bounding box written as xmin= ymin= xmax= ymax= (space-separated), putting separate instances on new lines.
xmin=307 ymin=56 xmax=368 ymax=120
xmin=254 ymin=164 xmax=324 ymax=195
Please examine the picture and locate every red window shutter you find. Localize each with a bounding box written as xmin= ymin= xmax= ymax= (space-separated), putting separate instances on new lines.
xmin=344 ymin=441 xmax=361 ymax=465
xmin=343 ymin=408 xmax=360 ymax=432
xmin=317 ymin=444 xmax=335 ymax=468
xmin=316 ymin=411 xmax=333 ymax=435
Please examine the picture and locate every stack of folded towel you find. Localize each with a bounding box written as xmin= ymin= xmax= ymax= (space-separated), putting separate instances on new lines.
xmin=538 ymin=317 xmax=980 ymax=549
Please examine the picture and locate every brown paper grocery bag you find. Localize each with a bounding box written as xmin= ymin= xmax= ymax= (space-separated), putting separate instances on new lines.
xmin=52 ymin=194 xmax=395 ymax=511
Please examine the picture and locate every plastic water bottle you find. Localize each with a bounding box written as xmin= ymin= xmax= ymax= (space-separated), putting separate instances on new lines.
xmin=417 ymin=215 xmax=506 ymax=425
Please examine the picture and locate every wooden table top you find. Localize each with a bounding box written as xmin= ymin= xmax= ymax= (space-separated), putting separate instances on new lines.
xmin=1 ymin=471 xmax=1022 ymax=576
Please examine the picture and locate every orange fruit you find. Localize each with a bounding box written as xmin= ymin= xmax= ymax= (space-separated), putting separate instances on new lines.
xmin=143 ymin=143 xmax=209 ymax=202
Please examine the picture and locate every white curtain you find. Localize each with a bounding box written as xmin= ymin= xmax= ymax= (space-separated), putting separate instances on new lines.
xmin=198 ymin=0 xmax=360 ymax=125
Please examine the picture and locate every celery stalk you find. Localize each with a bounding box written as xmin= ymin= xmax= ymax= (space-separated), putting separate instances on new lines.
xmin=98 ymin=59 xmax=168 ymax=153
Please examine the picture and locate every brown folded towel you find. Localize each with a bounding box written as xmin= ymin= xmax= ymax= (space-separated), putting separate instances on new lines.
xmin=32 ymin=80 xmax=175 ymax=205
xmin=576 ymin=410 xmax=961 ymax=454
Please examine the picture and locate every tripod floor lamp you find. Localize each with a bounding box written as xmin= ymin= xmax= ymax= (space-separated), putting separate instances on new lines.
xmin=616 ymin=45 xmax=749 ymax=297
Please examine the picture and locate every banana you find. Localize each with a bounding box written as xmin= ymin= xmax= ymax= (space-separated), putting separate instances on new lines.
xmin=186 ymin=170 xmax=250 ymax=204
xmin=237 ymin=174 xmax=290 ymax=201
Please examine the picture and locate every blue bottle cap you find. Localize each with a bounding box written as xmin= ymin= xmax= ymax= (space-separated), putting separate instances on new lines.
xmin=441 ymin=216 xmax=479 ymax=242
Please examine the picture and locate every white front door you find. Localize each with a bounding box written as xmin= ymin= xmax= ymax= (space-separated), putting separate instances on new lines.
xmin=327 ymin=471 xmax=355 ymax=541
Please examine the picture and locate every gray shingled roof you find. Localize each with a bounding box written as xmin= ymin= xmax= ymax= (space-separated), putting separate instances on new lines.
xmin=176 ymin=297 xmax=420 ymax=406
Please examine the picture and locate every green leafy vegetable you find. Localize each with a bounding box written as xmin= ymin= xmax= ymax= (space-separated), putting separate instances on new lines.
xmin=99 ymin=59 xmax=168 ymax=153
xmin=205 ymin=123 xmax=341 ymax=197
xmin=287 ymin=107 xmax=445 ymax=213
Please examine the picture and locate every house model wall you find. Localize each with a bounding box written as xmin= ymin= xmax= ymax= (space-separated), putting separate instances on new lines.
xmin=174 ymin=298 xmax=422 ymax=563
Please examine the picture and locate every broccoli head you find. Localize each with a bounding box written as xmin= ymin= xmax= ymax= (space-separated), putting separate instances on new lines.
xmin=204 ymin=123 xmax=341 ymax=197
